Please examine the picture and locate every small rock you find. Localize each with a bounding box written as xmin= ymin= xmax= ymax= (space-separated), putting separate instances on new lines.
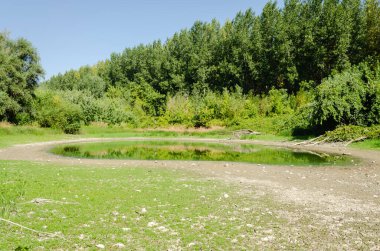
xmin=148 ymin=221 xmax=158 ymax=227
xmin=113 ymin=243 xmax=125 ymax=248
xmin=261 ymin=236 xmax=275 ymax=242
xmin=188 ymin=242 xmax=196 ymax=247
xmin=157 ymin=226 xmax=168 ymax=232
xmin=263 ymin=229 xmax=273 ymax=234
xmin=141 ymin=208 xmax=147 ymax=214
xmin=96 ymin=244 xmax=105 ymax=249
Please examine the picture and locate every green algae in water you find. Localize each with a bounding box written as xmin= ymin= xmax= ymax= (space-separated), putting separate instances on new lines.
xmin=51 ymin=141 xmax=354 ymax=166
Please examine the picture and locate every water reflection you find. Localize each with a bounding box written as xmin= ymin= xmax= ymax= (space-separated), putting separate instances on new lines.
xmin=52 ymin=141 xmax=354 ymax=166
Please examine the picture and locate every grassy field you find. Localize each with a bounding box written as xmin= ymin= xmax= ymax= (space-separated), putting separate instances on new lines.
xmin=0 ymin=125 xmax=379 ymax=249
xmin=0 ymin=160 xmax=291 ymax=250
xmin=351 ymin=139 xmax=380 ymax=150
xmin=0 ymin=125 xmax=233 ymax=149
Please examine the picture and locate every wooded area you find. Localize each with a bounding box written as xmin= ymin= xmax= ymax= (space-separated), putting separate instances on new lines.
xmin=1 ymin=0 xmax=380 ymax=135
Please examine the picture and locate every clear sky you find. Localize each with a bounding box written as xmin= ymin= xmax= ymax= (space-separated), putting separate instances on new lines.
xmin=1 ymin=0 xmax=276 ymax=79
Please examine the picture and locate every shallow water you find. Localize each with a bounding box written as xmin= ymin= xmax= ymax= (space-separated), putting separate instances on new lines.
xmin=51 ymin=141 xmax=354 ymax=166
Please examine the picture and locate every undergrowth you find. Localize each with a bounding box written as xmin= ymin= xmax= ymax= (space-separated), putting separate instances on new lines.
xmin=324 ymin=125 xmax=380 ymax=142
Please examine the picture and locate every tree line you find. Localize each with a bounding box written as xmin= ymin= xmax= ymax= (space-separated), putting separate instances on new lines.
xmin=46 ymin=0 xmax=380 ymax=95
xmin=1 ymin=0 xmax=380 ymax=134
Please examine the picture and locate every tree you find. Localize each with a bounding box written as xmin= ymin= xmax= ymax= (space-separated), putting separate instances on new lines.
xmin=306 ymin=62 xmax=380 ymax=133
xmin=0 ymin=32 xmax=44 ymax=123
xmin=259 ymin=1 xmax=296 ymax=92
xmin=364 ymin=0 xmax=380 ymax=61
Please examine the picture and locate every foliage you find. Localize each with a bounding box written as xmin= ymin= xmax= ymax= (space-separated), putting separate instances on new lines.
xmin=43 ymin=0 xmax=380 ymax=99
xmin=164 ymin=87 xmax=263 ymax=128
xmin=34 ymin=91 xmax=83 ymax=134
xmin=0 ymin=32 xmax=44 ymax=123
xmin=324 ymin=125 xmax=380 ymax=142
xmin=309 ymin=64 xmax=380 ymax=131
xmin=3 ymin=1 xmax=380 ymax=134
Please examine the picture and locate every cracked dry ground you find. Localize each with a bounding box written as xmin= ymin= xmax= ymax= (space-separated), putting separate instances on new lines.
xmin=0 ymin=138 xmax=379 ymax=250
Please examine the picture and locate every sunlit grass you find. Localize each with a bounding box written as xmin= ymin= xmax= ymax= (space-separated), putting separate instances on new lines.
xmin=0 ymin=125 xmax=231 ymax=149
xmin=351 ymin=139 xmax=380 ymax=150
xmin=0 ymin=160 xmax=288 ymax=250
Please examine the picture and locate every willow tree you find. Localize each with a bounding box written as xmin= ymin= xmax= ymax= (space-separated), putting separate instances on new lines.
xmin=0 ymin=32 xmax=44 ymax=123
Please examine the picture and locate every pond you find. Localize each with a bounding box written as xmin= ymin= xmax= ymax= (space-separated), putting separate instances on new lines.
xmin=50 ymin=140 xmax=355 ymax=166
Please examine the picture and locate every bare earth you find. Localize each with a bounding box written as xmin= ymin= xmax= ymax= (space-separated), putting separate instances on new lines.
xmin=1 ymin=137 xmax=379 ymax=249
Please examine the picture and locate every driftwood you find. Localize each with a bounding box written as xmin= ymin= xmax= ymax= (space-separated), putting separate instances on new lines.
xmin=296 ymin=135 xmax=368 ymax=147
xmin=233 ymin=129 xmax=261 ymax=138
xmin=344 ymin=136 xmax=367 ymax=146
xmin=294 ymin=135 xmax=324 ymax=146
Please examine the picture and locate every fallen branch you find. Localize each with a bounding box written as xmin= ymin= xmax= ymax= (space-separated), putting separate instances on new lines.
xmin=20 ymin=198 xmax=80 ymax=205
xmin=294 ymin=135 xmax=323 ymax=146
xmin=0 ymin=217 xmax=63 ymax=238
xmin=310 ymin=136 xmax=330 ymax=145
xmin=232 ymin=129 xmax=261 ymax=138
xmin=344 ymin=136 xmax=367 ymax=147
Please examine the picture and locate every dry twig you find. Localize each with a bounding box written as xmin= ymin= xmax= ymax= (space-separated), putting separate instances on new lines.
xmin=0 ymin=217 xmax=63 ymax=238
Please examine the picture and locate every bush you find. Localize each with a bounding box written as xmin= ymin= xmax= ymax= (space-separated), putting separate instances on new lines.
xmin=35 ymin=91 xmax=83 ymax=134
xmin=259 ymin=89 xmax=293 ymax=116
xmin=165 ymin=94 xmax=193 ymax=125
xmin=309 ymin=64 xmax=380 ymax=131
xmin=62 ymin=106 xmax=82 ymax=134
xmin=324 ymin=125 xmax=380 ymax=142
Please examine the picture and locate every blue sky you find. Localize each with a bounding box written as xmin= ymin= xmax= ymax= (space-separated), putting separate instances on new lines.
xmin=1 ymin=0 xmax=276 ymax=79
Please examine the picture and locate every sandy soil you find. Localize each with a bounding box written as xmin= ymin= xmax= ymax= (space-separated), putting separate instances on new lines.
xmin=1 ymin=137 xmax=379 ymax=249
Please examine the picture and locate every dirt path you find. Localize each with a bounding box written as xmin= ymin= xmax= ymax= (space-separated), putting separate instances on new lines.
xmin=1 ymin=137 xmax=379 ymax=248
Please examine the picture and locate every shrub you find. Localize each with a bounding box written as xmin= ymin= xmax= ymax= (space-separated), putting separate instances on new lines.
xmin=259 ymin=89 xmax=293 ymax=116
xmin=165 ymin=94 xmax=193 ymax=125
xmin=309 ymin=64 xmax=380 ymax=131
xmin=35 ymin=91 xmax=83 ymax=134
xmin=324 ymin=125 xmax=380 ymax=142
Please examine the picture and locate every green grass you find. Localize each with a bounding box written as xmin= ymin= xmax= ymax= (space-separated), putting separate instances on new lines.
xmin=81 ymin=124 xmax=233 ymax=138
xmin=351 ymin=139 xmax=380 ymax=150
xmin=0 ymin=126 xmax=75 ymax=148
xmin=0 ymin=125 xmax=232 ymax=149
xmin=0 ymin=160 xmax=290 ymax=250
